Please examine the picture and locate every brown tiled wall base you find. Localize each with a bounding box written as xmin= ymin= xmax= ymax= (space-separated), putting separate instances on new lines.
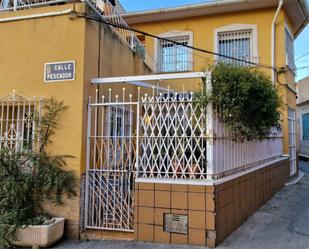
xmin=215 ymin=158 xmax=290 ymax=246
xmin=135 ymin=183 xmax=216 ymax=247
xmin=134 ymin=158 xmax=290 ymax=247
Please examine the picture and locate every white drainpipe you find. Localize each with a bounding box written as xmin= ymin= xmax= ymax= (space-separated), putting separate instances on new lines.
xmin=271 ymin=0 xmax=284 ymax=83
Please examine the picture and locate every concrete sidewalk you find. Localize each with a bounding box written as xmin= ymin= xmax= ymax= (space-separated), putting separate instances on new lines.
xmin=53 ymin=161 xmax=309 ymax=249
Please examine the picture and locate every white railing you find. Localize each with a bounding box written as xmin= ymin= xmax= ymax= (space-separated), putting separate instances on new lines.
xmin=212 ymin=118 xmax=283 ymax=178
xmin=87 ymin=74 xmax=284 ymax=181
xmin=85 ymin=0 xmax=156 ymax=71
xmin=0 ymin=0 xmax=67 ymax=12
xmin=217 ymin=56 xmax=260 ymax=67
xmin=136 ymin=75 xmax=283 ymax=179
xmin=138 ymin=93 xmax=283 ymax=179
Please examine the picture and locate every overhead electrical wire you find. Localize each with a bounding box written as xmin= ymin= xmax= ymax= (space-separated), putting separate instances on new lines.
xmin=294 ymin=66 xmax=309 ymax=71
xmin=74 ymin=11 xmax=283 ymax=72
xmin=296 ymin=51 xmax=309 ymax=61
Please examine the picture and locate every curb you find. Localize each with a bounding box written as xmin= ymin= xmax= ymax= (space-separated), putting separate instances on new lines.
xmin=285 ymin=171 xmax=305 ymax=186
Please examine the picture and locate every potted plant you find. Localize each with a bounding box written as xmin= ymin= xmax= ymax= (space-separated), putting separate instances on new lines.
xmin=0 ymin=98 xmax=76 ymax=248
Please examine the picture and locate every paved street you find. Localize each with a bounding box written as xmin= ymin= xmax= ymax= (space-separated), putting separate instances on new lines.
xmin=54 ymin=160 xmax=309 ymax=249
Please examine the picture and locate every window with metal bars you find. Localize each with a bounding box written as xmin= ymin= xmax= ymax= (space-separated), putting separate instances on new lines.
xmin=0 ymin=93 xmax=42 ymax=152
xmin=0 ymin=107 xmax=34 ymax=151
xmin=218 ymin=29 xmax=254 ymax=66
xmin=285 ymin=28 xmax=295 ymax=71
xmin=157 ymin=35 xmax=192 ymax=73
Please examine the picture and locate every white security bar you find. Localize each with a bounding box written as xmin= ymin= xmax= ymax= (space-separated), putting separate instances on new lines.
xmin=91 ymin=72 xmax=208 ymax=84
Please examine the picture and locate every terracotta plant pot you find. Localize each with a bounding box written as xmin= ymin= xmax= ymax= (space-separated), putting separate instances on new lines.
xmin=188 ymin=164 xmax=201 ymax=179
xmin=172 ymin=161 xmax=183 ymax=178
xmin=13 ymin=218 xmax=65 ymax=248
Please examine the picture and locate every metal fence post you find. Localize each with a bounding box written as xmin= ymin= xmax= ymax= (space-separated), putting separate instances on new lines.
xmin=206 ymin=72 xmax=214 ymax=179
xmin=84 ymin=96 xmax=92 ymax=229
xmin=135 ymin=87 xmax=141 ymax=177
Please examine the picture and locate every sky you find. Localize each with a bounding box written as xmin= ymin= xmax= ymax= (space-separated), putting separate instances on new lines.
xmin=120 ymin=0 xmax=309 ymax=82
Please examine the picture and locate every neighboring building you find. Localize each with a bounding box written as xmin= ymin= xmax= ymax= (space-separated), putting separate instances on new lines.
xmin=122 ymin=0 xmax=309 ymax=246
xmin=124 ymin=0 xmax=309 ymax=177
xmin=0 ymin=0 xmax=308 ymax=248
xmin=297 ymin=76 xmax=309 ymax=158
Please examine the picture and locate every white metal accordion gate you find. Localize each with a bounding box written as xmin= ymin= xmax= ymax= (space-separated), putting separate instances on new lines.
xmin=85 ymin=89 xmax=137 ymax=232
xmin=84 ymin=88 xmax=208 ymax=232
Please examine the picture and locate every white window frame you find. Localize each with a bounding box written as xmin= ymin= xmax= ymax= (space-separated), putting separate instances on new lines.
xmin=285 ymin=24 xmax=295 ymax=72
xmin=214 ymin=24 xmax=259 ymax=64
xmin=154 ymin=31 xmax=193 ymax=73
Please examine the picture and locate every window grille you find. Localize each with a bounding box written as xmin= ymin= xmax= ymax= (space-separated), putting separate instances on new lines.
xmin=0 ymin=92 xmax=42 ymax=152
xmin=139 ymin=93 xmax=207 ymax=179
xmin=285 ymin=29 xmax=295 ymax=71
xmin=218 ymin=29 xmax=255 ymax=66
xmin=158 ymin=35 xmax=192 ymax=73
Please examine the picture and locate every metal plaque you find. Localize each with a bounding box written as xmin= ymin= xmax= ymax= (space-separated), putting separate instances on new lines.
xmin=164 ymin=213 xmax=188 ymax=234
xmin=44 ymin=61 xmax=75 ymax=82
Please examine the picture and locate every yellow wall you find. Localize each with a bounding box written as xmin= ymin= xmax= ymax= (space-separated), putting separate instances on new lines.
xmin=131 ymin=7 xmax=297 ymax=154
xmin=0 ymin=3 xmax=151 ymax=238
xmin=0 ymin=3 xmax=86 ymax=237
xmin=0 ymin=3 xmax=299 ymax=239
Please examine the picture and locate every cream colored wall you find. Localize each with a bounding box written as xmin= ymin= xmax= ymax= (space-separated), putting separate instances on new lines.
xmin=297 ymin=77 xmax=309 ymax=104
xmin=298 ymin=103 xmax=309 ymax=156
xmin=297 ymin=77 xmax=309 ymax=157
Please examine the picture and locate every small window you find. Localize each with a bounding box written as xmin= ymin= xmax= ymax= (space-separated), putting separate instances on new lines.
xmin=157 ymin=34 xmax=192 ymax=73
xmin=218 ymin=29 xmax=254 ymax=66
xmin=285 ymin=28 xmax=295 ymax=71
xmin=303 ymin=113 xmax=309 ymax=140
xmin=0 ymin=107 xmax=35 ymax=151
xmin=0 ymin=93 xmax=41 ymax=152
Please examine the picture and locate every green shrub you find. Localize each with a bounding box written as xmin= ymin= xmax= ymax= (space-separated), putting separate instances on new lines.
xmin=198 ymin=63 xmax=281 ymax=141
xmin=0 ymin=99 xmax=76 ymax=248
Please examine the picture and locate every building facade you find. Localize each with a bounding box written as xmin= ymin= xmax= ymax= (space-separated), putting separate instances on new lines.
xmin=0 ymin=1 xmax=151 ymax=238
xmin=124 ymin=0 xmax=308 ymax=173
xmin=122 ymin=0 xmax=308 ymax=246
xmin=0 ymin=0 xmax=308 ymax=247
xmin=297 ymin=76 xmax=309 ymax=158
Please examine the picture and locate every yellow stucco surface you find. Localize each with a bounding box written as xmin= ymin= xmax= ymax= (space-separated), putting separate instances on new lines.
xmin=0 ymin=3 xmax=151 ymax=238
xmin=0 ymin=2 xmax=299 ymax=240
xmin=130 ymin=7 xmax=297 ymax=154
